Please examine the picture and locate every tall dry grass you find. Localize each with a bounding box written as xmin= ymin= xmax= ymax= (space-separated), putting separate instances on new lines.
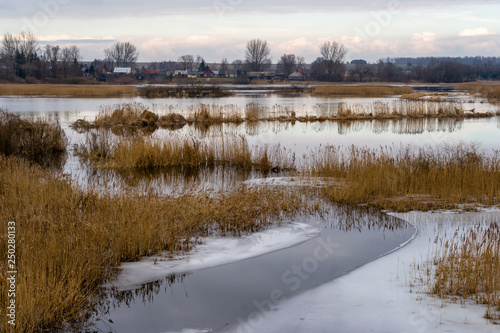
xmin=0 ymin=109 xmax=67 ymax=167
xmin=312 ymin=85 xmax=414 ymax=96
xmin=336 ymin=100 xmax=479 ymax=119
xmin=0 ymin=84 xmax=138 ymax=97
xmin=75 ymin=132 xmax=295 ymax=172
xmin=310 ymin=143 xmax=500 ymax=211
xmin=430 ymin=223 xmax=500 ymax=322
xmin=138 ymin=85 xmax=233 ymax=98
xmin=0 ymin=155 xmax=311 ymax=332
xmin=458 ymin=82 xmax=500 ymax=103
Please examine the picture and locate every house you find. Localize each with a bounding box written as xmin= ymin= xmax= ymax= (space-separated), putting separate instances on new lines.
xmin=198 ymin=69 xmax=215 ymax=78
xmin=113 ymin=67 xmax=132 ymax=75
xmin=249 ymin=71 xmax=276 ymax=80
xmin=288 ymin=72 xmax=304 ymax=81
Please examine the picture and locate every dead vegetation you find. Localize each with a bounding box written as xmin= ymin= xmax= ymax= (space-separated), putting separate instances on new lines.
xmin=0 ymin=109 xmax=67 ymax=167
xmin=72 ymin=99 xmax=494 ymax=133
xmin=75 ymin=131 xmax=295 ymax=172
xmin=457 ymin=82 xmax=500 ymax=103
xmin=312 ymin=85 xmax=414 ymax=96
xmin=310 ymin=143 xmax=500 ymax=212
xmin=0 ymin=84 xmax=138 ymax=97
xmin=429 ymin=223 xmax=500 ymax=322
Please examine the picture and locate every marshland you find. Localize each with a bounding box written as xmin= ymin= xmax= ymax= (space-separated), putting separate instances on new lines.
xmin=1 ymin=83 xmax=500 ymax=332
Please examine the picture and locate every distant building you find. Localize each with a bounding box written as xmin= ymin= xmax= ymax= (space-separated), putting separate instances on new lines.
xmin=198 ymin=69 xmax=215 ymax=78
xmin=249 ymin=71 xmax=276 ymax=80
xmin=113 ymin=67 xmax=132 ymax=74
xmin=288 ymin=72 xmax=304 ymax=81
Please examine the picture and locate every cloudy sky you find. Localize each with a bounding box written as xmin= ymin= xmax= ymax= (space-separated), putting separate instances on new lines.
xmin=1 ymin=0 xmax=499 ymax=63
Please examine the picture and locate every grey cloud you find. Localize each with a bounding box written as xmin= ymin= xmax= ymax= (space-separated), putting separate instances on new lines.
xmin=1 ymin=0 xmax=498 ymax=19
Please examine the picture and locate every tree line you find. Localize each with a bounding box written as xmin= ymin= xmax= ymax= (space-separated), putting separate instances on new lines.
xmin=2 ymin=32 xmax=500 ymax=84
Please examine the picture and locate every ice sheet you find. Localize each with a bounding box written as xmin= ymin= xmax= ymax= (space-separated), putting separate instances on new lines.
xmin=112 ymin=221 xmax=321 ymax=290
xmin=225 ymin=208 xmax=500 ymax=333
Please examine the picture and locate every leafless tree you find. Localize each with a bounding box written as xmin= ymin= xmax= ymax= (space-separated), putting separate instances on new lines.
xmin=320 ymin=41 xmax=347 ymax=81
xmin=44 ymin=44 xmax=60 ymax=78
xmin=1 ymin=33 xmax=19 ymax=75
xmin=277 ymin=54 xmax=297 ymax=76
xmin=61 ymin=45 xmax=81 ymax=77
xmin=219 ymin=58 xmax=229 ymax=77
xmin=245 ymin=39 xmax=271 ymax=72
xmin=104 ymin=42 xmax=139 ymax=68
xmin=297 ymin=56 xmax=306 ymax=71
xmin=178 ymin=54 xmax=195 ymax=70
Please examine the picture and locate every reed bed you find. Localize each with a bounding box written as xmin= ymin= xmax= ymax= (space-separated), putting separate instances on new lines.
xmin=457 ymin=82 xmax=500 ymax=103
xmin=0 ymin=84 xmax=138 ymax=97
xmin=0 ymin=155 xmax=312 ymax=332
xmin=312 ymin=85 xmax=414 ymax=96
xmin=310 ymin=143 xmax=500 ymax=211
xmin=0 ymin=109 xmax=67 ymax=167
xmin=73 ymin=99 xmax=493 ymax=134
xmin=429 ymin=223 xmax=500 ymax=321
xmin=336 ymin=100 xmax=476 ymax=119
xmin=75 ymin=131 xmax=295 ymax=172
xmin=138 ymin=85 xmax=233 ymax=98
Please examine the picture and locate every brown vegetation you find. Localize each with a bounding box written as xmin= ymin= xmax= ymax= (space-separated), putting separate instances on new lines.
xmin=430 ymin=223 xmax=500 ymax=322
xmin=75 ymin=132 xmax=295 ymax=172
xmin=312 ymin=85 xmax=414 ymax=96
xmin=310 ymin=143 xmax=500 ymax=212
xmin=0 ymin=155 xmax=312 ymax=332
xmin=457 ymin=82 xmax=500 ymax=103
xmin=0 ymin=109 xmax=67 ymax=167
xmin=0 ymin=84 xmax=138 ymax=97
xmin=138 ymin=85 xmax=233 ymax=98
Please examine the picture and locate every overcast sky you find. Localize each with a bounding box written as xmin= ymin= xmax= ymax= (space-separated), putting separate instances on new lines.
xmin=1 ymin=0 xmax=499 ymax=63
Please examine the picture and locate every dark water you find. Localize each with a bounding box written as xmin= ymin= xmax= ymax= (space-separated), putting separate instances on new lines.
xmin=90 ymin=206 xmax=416 ymax=333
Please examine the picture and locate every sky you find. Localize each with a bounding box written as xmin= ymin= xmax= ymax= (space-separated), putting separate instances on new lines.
xmin=1 ymin=0 xmax=499 ymax=63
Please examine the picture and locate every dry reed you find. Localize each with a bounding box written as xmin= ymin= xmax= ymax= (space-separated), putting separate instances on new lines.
xmin=0 ymin=84 xmax=138 ymax=97
xmin=430 ymin=223 xmax=500 ymax=322
xmin=458 ymin=82 xmax=500 ymax=103
xmin=75 ymin=132 xmax=295 ymax=172
xmin=310 ymin=143 xmax=500 ymax=211
xmin=0 ymin=155 xmax=311 ymax=332
xmin=312 ymin=85 xmax=414 ymax=96
xmin=0 ymin=109 xmax=67 ymax=167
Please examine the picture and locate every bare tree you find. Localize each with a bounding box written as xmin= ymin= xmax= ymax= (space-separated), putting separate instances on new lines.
xmin=320 ymin=41 xmax=347 ymax=81
xmin=104 ymin=42 xmax=139 ymax=68
xmin=1 ymin=33 xmax=19 ymax=76
xmin=245 ymin=39 xmax=271 ymax=72
xmin=178 ymin=54 xmax=195 ymax=70
xmin=44 ymin=44 xmax=60 ymax=78
xmin=61 ymin=45 xmax=81 ymax=77
xmin=297 ymin=56 xmax=305 ymax=71
xmin=277 ymin=54 xmax=297 ymax=76
xmin=231 ymin=59 xmax=244 ymax=76
xmin=219 ymin=58 xmax=229 ymax=77
xmin=18 ymin=31 xmax=38 ymax=77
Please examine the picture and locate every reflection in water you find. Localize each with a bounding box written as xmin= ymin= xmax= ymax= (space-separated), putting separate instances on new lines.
xmin=81 ymin=165 xmax=291 ymax=196
xmin=89 ymin=204 xmax=415 ymax=333
xmin=338 ymin=118 xmax=463 ymax=135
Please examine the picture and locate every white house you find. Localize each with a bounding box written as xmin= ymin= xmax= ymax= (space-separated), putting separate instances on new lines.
xmin=113 ymin=67 xmax=132 ymax=74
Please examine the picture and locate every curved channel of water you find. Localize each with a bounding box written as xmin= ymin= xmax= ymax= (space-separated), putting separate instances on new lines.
xmin=90 ymin=206 xmax=416 ymax=333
